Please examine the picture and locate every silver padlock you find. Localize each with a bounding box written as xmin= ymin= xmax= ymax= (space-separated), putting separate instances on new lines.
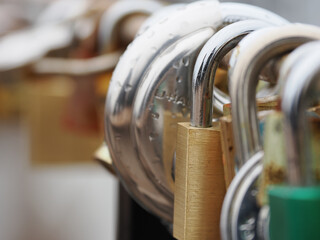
xmin=220 ymin=24 xmax=320 ymax=240
xmin=105 ymin=0 xmax=288 ymax=222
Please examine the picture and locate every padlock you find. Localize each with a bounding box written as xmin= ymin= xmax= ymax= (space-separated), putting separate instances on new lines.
xmin=108 ymin=0 xmax=288 ymax=222
xmin=269 ymin=42 xmax=320 ymax=240
xmin=220 ymin=24 xmax=320 ymax=240
xmin=98 ymin=0 xmax=164 ymax=53
xmin=257 ymin=41 xmax=320 ymax=206
xmin=172 ymin=19 xmax=273 ymax=239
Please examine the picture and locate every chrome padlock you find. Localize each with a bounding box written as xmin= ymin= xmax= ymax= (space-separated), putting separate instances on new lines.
xmin=269 ymin=41 xmax=320 ymax=240
xmin=220 ymin=24 xmax=320 ymax=240
xmin=173 ymin=19 xmax=272 ymax=240
xmin=105 ymin=0 xmax=288 ymax=222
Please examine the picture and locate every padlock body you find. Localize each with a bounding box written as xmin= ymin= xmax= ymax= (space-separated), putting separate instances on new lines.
xmin=174 ymin=122 xmax=225 ymax=240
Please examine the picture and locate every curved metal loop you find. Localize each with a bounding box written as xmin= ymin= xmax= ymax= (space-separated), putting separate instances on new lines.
xmin=132 ymin=2 xmax=288 ymax=212
xmin=281 ymin=42 xmax=320 ymax=186
xmin=137 ymin=3 xmax=186 ymax=36
xmin=220 ymin=151 xmax=264 ymax=240
xmin=220 ymin=26 xmax=320 ymax=240
xmin=106 ymin=0 xmax=222 ymax=222
xmin=191 ymin=20 xmax=274 ymax=128
xmin=276 ymin=41 xmax=320 ymax=97
xmin=98 ymin=0 xmax=163 ymax=52
xmin=229 ymin=24 xmax=320 ymax=170
xmin=105 ymin=1 xmax=288 ymax=221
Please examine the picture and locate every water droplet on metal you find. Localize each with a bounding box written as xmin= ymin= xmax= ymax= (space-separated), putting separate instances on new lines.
xmin=149 ymin=132 xmax=159 ymax=141
xmin=124 ymin=84 xmax=132 ymax=92
xmin=173 ymin=61 xmax=180 ymax=69
xmin=155 ymin=89 xmax=166 ymax=99
xmin=148 ymin=103 xmax=154 ymax=111
xmin=182 ymin=57 xmax=189 ymax=67
xmin=151 ymin=112 xmax=159 ymax=119
xmin=159 ymin=17 xmax=168 ymax=24
xmin=151 ymin=47 xmax=157 ymax=53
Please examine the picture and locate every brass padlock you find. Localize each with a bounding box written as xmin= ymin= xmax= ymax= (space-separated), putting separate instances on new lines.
xmin=173 ymin=19 xmax=273 ymax=239
xmin=220 ymin=24 xmax=320 ymax=240
xmin=269 ymin=42 xmax=320 ymax=240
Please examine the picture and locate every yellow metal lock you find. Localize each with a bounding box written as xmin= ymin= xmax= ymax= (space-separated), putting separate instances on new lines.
xmin=173 ymin=20 xmax=273 ymax=239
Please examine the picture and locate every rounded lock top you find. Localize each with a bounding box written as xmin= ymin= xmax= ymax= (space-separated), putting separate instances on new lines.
xmin=280 ymin=41 xmax=320 ymax=186
xmin=106 ymin=0 xmax=222 ymax=222
xmin=98 ymin=0 xmax=163 ymax=53
xmin=191 ymin=20 xmax=274 ymax=128
xmin=229 ymin=24 xmax=320 ymax=170
xmin=105 ymin=0 xmax=288 ymax=221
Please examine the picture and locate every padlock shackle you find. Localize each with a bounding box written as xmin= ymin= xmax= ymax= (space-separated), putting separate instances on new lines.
xmin=98 ymin=0 xmax=164 ymax=53
xmin=191 ymin=20 xmax=273 ymax=128
xmin=229 ymin=24 xmax=320 ymax=169
xmin=281 ymin=42 xmax=320 ymax=186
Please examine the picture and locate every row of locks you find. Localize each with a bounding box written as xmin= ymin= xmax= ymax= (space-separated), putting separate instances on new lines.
xmin=3 ymin=0 xmax=316 ymax=239
xmin=102 ymin=1 xmax=320 ymax=240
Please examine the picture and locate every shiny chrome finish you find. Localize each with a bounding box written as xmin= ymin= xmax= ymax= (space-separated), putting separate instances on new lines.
xmin=105 ymin=1 xmax=288 ymax=222
xmin=191 ymin=20 xmax=273 ymax=128
xmin=221 ymin=151 xmax=263 ymax=240
xmin=229 ymin=24 xmax=320 ymax=169
xmin=137 ymin=3 xmax=186 ymax=36
xmin=281 ymin=42 xmax=320 ymax=186
xmin=221 ymin=24 xmax=320 ymax=240
xmin=106 ymin=0 xmax=222 ymax=222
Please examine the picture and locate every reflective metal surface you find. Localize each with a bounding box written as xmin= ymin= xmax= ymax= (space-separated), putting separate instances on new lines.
xmin=229 ymin=24 xmax=320 ymax=169
xmin=105 ymin=1 xmax=289 ymax=221
xmin=281 ymin=42 xmax=320 ymax=186
xmin=106 ymin=0 xmax=221 ymax=222
xmin=221 ymin=24 xmax=320 ymax=240
xmin=220 ymin=151 xmax=263 ymax=240
xmin=191 ymin=20 xmax=274 ymax=128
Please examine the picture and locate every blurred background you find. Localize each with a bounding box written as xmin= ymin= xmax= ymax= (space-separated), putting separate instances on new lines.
xmin=0 ymin=0 xmax=319 ymax=240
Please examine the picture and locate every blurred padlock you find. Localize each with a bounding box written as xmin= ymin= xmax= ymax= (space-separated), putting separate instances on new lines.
xmin=173 ymin=19 xmax=273 ymax=240
xmin=257 ymin=41 xmax=320 ymax=205
xmin=220 ymin=24 xmax=320 ymax=240
xmin=109 ymin=0 xmax=288 ymax=222
xmin=269 ymin=43 xmax=320 ymax=240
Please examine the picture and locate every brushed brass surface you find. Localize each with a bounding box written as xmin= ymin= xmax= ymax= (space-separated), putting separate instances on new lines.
xmin=174 ymin=122 xmax=225 ymax=240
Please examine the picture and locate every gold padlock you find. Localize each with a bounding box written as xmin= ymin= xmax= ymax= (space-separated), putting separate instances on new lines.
xmin=174 ymin=20 xmax=273 ymax=239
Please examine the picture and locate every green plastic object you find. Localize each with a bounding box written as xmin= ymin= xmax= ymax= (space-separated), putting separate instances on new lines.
xmin=269 ymin=186 xmax=320 ymax=240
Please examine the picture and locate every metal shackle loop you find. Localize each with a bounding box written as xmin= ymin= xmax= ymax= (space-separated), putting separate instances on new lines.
xmin=191 ymin=20 xmax=273 ymax=128
xmin=229 ymin=24 xmax=320 ymax=169
xmin=105 ymin=0 xmax=288 ymax=221
xmin=106 ymin=0 xmax=223 ymax=222
xmin=132 ymin=2 xmax=287 ymax=203
xmin=98 ymin=0 xmax=163 ymax=53
xmin=281 ymin=42 xmax=320 ymax=186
